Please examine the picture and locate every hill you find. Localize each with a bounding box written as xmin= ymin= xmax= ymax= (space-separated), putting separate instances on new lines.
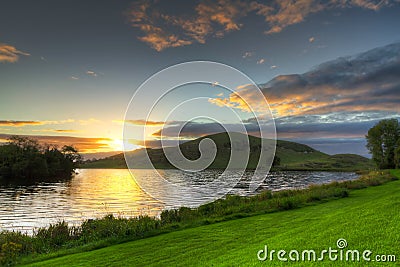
xmin=82 ymin=133 xmax=374 ymax=171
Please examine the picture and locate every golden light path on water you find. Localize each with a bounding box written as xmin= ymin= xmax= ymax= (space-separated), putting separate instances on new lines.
xmin=0 ymin=169 xmax=358 ymax=234
xmin=0 ymin=169 xmax=164 ymax=234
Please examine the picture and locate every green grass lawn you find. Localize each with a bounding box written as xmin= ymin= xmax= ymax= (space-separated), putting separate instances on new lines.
xmin=22 ymin=170 xmax=400 ymax=266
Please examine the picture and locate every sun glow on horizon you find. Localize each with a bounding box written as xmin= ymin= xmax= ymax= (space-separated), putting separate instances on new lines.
xmin=107 ymin=138 xmax=141 ymax=152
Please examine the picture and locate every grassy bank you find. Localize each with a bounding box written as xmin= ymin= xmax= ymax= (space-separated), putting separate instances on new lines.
xmin=0 ymin=170 xmax=394 ymax=266
xmin=20 ymin=170 xmax=400 ymax=266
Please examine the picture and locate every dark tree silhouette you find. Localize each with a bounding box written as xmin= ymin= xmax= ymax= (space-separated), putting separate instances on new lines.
xmin=0 ymin=136 xmax=82 ymax=183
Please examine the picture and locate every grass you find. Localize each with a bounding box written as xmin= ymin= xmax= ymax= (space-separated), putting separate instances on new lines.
xmin=8 ymin=170 xmax=398 ymax=266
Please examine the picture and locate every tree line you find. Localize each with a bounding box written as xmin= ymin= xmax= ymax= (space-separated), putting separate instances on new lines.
xmin=0 ymin=136 xmax=82 ymax=184
xmin=366 ymin=119 xmax=400 ymax=169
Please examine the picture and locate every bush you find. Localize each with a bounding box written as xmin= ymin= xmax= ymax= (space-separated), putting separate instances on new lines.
xmin=35 ymin=221 xmax=78 ymax=250
xmin=0 ymin=242 xmax=22 ymax=266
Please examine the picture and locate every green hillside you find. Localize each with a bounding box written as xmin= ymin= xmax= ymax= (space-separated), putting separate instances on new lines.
xmin=82 ymin=133 xmax=374 ymax=171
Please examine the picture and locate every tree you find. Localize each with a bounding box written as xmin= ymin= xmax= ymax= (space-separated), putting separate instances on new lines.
xmin=395 ymin=139 xmax=400 ymax=169
xmin=0 ymin=136 xmax=81 ymax=183
xmin=366 ymin=119 xmax=400 ymax=169
xmin=272 ymin=155 xmax=281 ymax=167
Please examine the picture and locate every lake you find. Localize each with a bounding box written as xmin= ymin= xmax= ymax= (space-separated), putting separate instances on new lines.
xmin=0 ymin=169 xmax=358 ymax=234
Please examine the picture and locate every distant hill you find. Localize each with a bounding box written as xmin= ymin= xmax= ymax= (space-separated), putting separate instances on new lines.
xmin=81 ymin=151 xmax=123 ymax=161
xmin=82 ymin=133 xmax=374 ymax=171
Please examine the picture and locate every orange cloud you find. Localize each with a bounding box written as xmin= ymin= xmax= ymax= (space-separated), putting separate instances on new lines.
xmin=340 ymin=0 xmax=389 ymax=11
xmin=127 ymin=0 xmax=393 ymax=50
xmin=208 ymin=42 xmax=400 ymax=118
xmin=127 ymin=0 xmax=250 ymax=51
xmin=139 ymin=31 xmax=192 ymax=52
xmin=208 ymin=91 xmax=253 ymax=112
xmin=0 ymin=120 xmax=43 ymax=126
xmin=116 ymin=119 xmax=165 ymax=126
xmin=0 ymin=43 xmax=30 ymax=63
xmin=209 ymin=82 xmax=400 ymax=118
xmin=0 ymin=134 xmax=113 ymax=153
xmin=32 ymin=129 xmax=79 ymax=133
xmin=264 ymin=0 xmax=324 ymax=34
xmin=0 ymin=119 xmax=74 ymax=127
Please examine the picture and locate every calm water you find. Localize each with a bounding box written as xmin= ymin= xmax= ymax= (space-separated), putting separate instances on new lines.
xmin=0 ymin=169 xmax=358 ymax=233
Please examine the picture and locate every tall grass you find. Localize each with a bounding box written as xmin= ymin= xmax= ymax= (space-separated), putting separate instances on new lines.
xmin=0 ymin=170 xmax=397 ymax=266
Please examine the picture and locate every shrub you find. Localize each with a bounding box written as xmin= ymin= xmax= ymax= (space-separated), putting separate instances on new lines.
xmin=34 ymin=221 xmax=78 ymax=250
xmin=0 ymin=242 xmax=22 ymax=266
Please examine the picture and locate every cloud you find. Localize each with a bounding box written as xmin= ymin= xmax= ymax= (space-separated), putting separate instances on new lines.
xmin=117 ymin=119 xmax=166 ymax=126
xmin=273 ymin=111 xmax=399 ymax=139
xmin=0 ymin=134 xmax=112 ymax=153
xmin=154 ymin=111 xmax=392 ymax=140
xmin=203 ymin=42 xmax=400 ymax=155
xmin=127 ymin=0 xmax=396 ymax=50
xmin=242 ymin=51 xmax=253 ymax=58
xmin=262 ymin=0 xmax=394 ymax=34
xmin=0 ymin=119 xmax=74 ymax=127
xmin=139 ymin=32 xmax=192 ymax=52
xmin=208 ymin=91 xmax=253 ymax=112
xmin=86 ymin=70 xmax=97 ymax=77
xmin=127 ymin=0 xmax=266 ymax=51
xmin=151 ymin=110 xmax=396 ymax=156
xmin=0 ymin=121 xmax=43 ymax=127
xmin=151 ymin=121 xmax=251 ymax=138
xmin=126 ymin=0 xmax=193 ymax=51
xmin=263 ymin=0 xmax=324 ymax=34
xmin=32 ymin=129 xmax=79 ymax=133
xmin=210 ymin=42 xmax=400 ymax=117
xmin=339 ymin=0 xmax=391 ymax=11
xmin=257 ymin=58 xmax=265 ymax=64
xmin=0 ymin=43 xmax=30 ymax=63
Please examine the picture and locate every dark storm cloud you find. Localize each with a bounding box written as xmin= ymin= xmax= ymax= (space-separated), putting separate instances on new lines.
xmin=210 ymin=42 xmax=400 ymax=116
xmin=262 ymin=42 xmax=400 ymax=115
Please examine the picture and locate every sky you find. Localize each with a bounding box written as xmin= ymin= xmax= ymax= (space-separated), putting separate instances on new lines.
xmin=1 ymin=0 xmax=400 ymax=157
